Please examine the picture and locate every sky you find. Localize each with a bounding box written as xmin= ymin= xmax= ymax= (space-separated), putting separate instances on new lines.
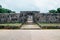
xmin=0 ymin=0 xmax=60 ymax=13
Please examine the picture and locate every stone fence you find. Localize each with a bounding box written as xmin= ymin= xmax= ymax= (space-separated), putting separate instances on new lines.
xmin=0 ymin=13 xmax=28 ymax=23
xmin=34 ymin=13 xmax=60 ymax=23
xmin=0 ymin=13 xmax=60 ymax=23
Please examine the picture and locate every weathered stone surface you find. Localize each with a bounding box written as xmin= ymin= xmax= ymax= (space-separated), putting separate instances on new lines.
xmin=0 ymin=11 xmax=60 ymax=23
xmin=34 ymin=13 xmax=60 ymax=23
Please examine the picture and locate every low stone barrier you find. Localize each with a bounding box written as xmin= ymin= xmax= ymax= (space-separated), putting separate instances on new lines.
xmin=41 ymin=26 xmax=60 ymax=29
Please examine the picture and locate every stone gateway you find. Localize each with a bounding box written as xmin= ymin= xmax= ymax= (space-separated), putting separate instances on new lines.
xmin=0 ymin=11 xmax=60 ymax=23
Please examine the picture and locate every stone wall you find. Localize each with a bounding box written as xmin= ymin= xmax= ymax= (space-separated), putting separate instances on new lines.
xmin=0 ymin=13 xmax=28 ymax=23
xmin=34 ymin=13 xmax=60 ymax=23
xmin=0 ymin=13 xmax=60 ymax=23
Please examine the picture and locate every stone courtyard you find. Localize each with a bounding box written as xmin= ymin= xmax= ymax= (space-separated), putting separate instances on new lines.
xmin=0 ymin=30 xmax=60 ymax=40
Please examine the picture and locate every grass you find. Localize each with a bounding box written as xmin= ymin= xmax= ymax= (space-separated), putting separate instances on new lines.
xmin=39 ymin=23 xmax=60 ymax=26
xmin=0 ymin=23 xmax=22 ymax=26
xmin=0 ymin=23 xmax=22 ymax=29
xmin=38 ymin=23 xmax=60 ymax=29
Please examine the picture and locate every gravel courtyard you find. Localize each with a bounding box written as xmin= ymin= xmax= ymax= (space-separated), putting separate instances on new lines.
xmin=0 ymin=30 xmax=60 ymax=40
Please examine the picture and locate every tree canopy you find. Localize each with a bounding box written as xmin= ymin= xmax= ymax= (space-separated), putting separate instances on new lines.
xmin=49 ymin=10 xmax=57 ymax=13
xmin=57 ymin=8 xmax=60 ymax=13
xmin=49 ymin=8 xmax=60 ymax=13
xmin=0 ymin=5 xmax=2 ymax=8
xmin=0 ymin=5 xmax=15 ymax=13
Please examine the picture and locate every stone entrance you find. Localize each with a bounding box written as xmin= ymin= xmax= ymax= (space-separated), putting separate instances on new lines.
xmin=27 ymin=15 xmax=33 ymax=24
xmin=20 ymin=11 xmax=41 ymax=29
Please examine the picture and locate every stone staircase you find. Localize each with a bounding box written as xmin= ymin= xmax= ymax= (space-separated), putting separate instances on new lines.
xmin=20 ymin=15 xmax=41 ymax=30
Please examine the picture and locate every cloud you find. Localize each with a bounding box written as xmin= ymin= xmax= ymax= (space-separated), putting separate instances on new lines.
xmin=0 ymin=0 xmax=60 ymax=13
xmin=34 ymin=0 xmax=60 ymax=12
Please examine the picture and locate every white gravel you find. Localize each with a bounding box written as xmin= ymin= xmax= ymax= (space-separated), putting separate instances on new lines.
xmin=0 ymin=30 xmax=60 ymax=40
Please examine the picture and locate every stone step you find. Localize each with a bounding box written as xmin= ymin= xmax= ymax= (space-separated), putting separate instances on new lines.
xmin=20 ymin=28 xmax=41 ymax=30
xmin=21 ymin=24 xmax=41 ymax=29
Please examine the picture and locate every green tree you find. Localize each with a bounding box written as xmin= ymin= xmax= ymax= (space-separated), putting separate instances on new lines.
xmin=49 ymin=10 xmax=57 ymax=13
xmin=0 ymin=5 xmax=2 ymax=8
xmin=0 ymin=5 xmax=15 ymax=13
xmin=57 ymin=8 xmax=60 ymax=13
xmin=0 ymin=8 xmax=6 ymax=13
xmin=0 ymin=8 xmax=11 ymax=13
xmin=5 ymin=9 xmax=12 ymax=13
xmin=0 ymin=8 xmax=3 ymax=13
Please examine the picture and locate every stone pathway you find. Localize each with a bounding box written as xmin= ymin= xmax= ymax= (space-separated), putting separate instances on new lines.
xmin=20 ymin=15 xmax=41 ymax=29
xmin=21 ymin=24 xmax=40 ymax=30
xmin=21 ymin=19 xmax=41 ymax=29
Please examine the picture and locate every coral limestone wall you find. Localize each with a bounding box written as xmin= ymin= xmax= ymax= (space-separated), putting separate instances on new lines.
xmin=0 ymin=13 xmax=60 ymax=23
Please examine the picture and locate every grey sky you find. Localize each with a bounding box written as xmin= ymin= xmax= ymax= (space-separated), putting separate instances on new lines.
xmin=0 ymin=0 xmax=60 ymax=13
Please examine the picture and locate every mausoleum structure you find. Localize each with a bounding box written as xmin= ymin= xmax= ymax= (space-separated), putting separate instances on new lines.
xmin=0 ymin=11 xmax=60 ymax=23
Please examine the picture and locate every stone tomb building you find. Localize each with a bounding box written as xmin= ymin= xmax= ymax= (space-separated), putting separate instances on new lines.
xmin=0 ymin=11 xmax=60 ymax=23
